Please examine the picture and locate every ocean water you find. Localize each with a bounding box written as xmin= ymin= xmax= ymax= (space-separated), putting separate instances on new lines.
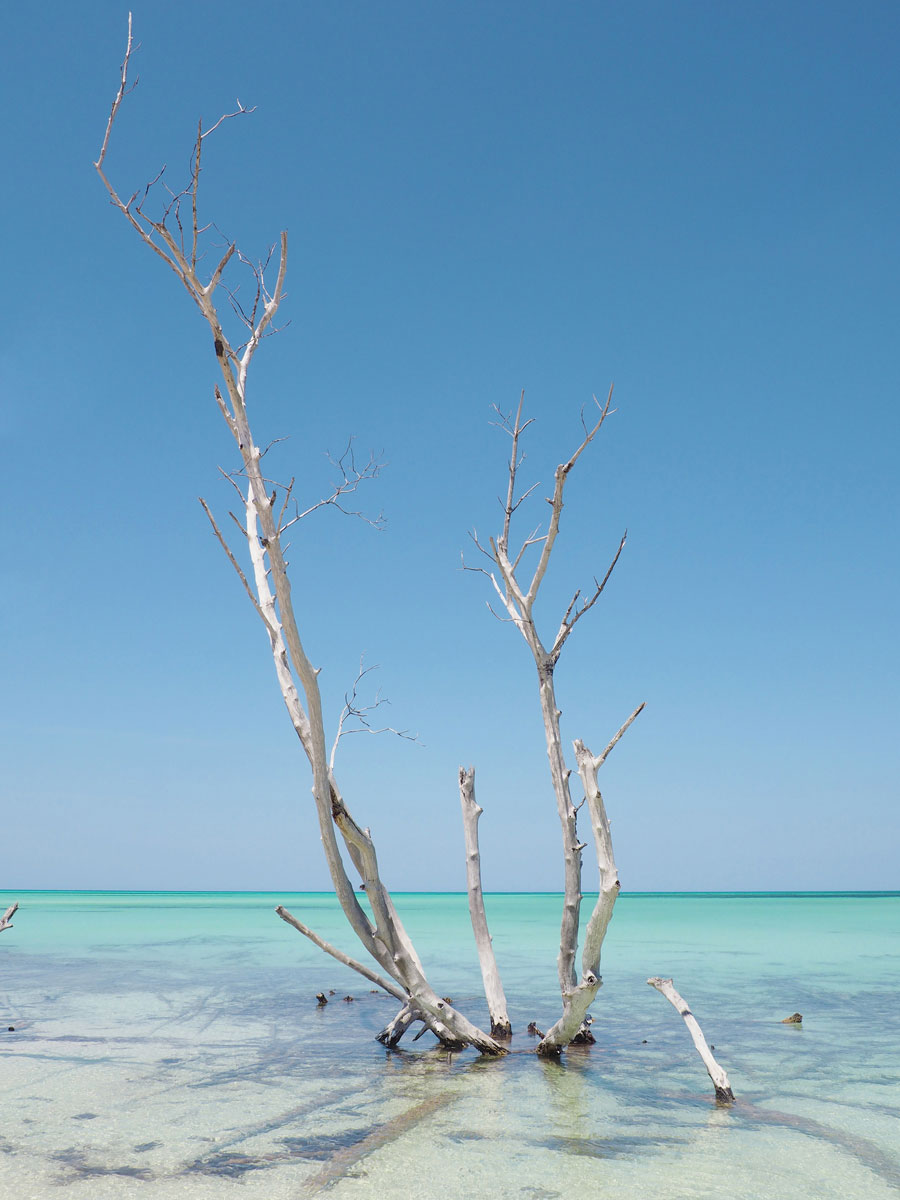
xmin=1 ymin=891 xmax=898 ymax=1198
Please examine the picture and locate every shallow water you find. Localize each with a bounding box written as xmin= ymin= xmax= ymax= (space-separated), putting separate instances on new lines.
xmin=1 ymin=891 xmax=898 ymax=1198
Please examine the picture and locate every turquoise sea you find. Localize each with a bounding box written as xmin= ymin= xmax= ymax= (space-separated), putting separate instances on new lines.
xmin=1 ymin=891 xmax=898 ymax=1198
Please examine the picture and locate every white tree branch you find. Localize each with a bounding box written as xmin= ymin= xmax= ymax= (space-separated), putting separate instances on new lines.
xmin=94 ymin=13 xmax=136 ymax=172
xmin=330 ymin=659 xmax=420 ymax=770
xmin=550 ymin=530 xmax=627 ymax=665
xmin=0 ymin=902 xmax=17 ymax=933
xmin=376 ymin=1002 xmax=421 ymax=1047
xmin=537 ymin=729 xmax=622 ymax=1053
xmin=524 ymin=385 xmax=614 ymax=612
xmin=458 ymin=767 xmax=511 ymax=1038
xmin=198 ymin=497 xmax=272 ymax=629
xmin=647 ymin=977 xmax=735 ymax=1102
xmin=595 ymin=702 xmax=646 ymax=770
xmin=275 ymin=905 xmax=406 ymax=1001
xmin=280 ymin=441 xmax=385 ymax=533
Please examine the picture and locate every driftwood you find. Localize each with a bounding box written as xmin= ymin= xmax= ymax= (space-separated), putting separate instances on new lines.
xmin=647 ymin=977 xmax=735 ymax=1102
xmin=0 ymin=903 xmax=17 ymax=933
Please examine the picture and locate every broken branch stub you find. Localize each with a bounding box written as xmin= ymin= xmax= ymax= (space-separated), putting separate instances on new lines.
xmin=459 ymin=767 xmax=512 ymax=1038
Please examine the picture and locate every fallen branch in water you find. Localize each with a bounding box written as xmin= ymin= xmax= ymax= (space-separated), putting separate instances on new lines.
xmin=647 ymin=976 xmax=734 ymax=1102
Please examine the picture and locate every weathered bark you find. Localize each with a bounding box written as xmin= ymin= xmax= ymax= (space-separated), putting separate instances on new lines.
xmin=647 ymin=976 xmax=735 ymax=1102
xmin=458 ymin=767 xmax=511 ymax=1037
xmin=533 ymin=655 xmax=583 ymax=1004
xmin=0 ymin=902 xmax=17 ymax=933
xmin=536 ymin=740 xmax=612 ymax=1051
xmin=376 ymin=1003 xmax=420 ymax=1048
xmin=536 ymin=709 xmax=642 ymax=1051
xmin=96 ymin=23 xmax=504 ymax=1057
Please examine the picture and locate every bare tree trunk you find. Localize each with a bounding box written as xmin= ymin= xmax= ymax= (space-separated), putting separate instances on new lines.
xmin=536 ymin=738 xmax=613 ymax=1051
xmin=533 ymin=658 xmax=583 ymax=1005
xmin=535 ymin=709 xmax=642 ymax=1052
xmin=0 ymin=903 xmax=17 ymax=933
xmin=458 ymin=767 xmax=511 ymax=1038
xmin=647 ymin=977 xmax=735 ymax=1102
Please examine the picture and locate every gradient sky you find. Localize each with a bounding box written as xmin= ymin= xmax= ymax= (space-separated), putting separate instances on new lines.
xmin=2 ymin=0 xmax=898 ymax=892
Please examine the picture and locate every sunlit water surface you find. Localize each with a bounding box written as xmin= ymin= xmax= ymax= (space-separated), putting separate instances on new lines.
xmin=1 ymin=891 xmax=898 ymax=1198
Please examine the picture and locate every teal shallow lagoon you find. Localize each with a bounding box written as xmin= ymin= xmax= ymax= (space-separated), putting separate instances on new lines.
xmin=1 ymin=892 xmax=899 ymax=1197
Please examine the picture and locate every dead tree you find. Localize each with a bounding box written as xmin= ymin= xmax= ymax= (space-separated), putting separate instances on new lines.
xmin=94 ymin=20 xmax=733 ymax=1086
xmin=465 ymin=394 xmax=644 ymax=1053
xmin=95 ymin=16 xmax=502 ymax=1056
xmin=0 ymin=903 xmax=17 ymax=934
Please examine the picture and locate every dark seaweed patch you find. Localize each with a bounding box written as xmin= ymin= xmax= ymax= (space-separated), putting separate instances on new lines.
xmin=186 ymin=1152 xmax=268 ymax=1178
xmin=53 ymin=1149 xmax=153 ymax=1181
xmin=278 ymin=1128 xmax=377 ymax=1160
xmin=185 ymin=1125 xmax=382 ymax=1178
xmin=540 ymin=1133 xmax=684 ymax=1158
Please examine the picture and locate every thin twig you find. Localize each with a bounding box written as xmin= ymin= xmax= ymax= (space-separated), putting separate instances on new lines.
xmin=550 ymin=530 xmax=627 ymax=664
xmin=594 ymin=702 xmax=646 ymax=769
xmin=199 ymin=498 xmax=273 ymax=630
xmin=330 ymin=658 xmax=421 ymax=769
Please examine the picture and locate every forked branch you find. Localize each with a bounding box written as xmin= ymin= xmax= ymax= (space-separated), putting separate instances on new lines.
xmin=522 ymin=385 xmax=615 ymax=614
xmin=468 ymin=391 xmax=638 ymax=1052
xmin=550 ymin=530 xmax=627 ymax=665
xmin=330 ymin=659 xmax=420 ymax=769
xmin=280 ymin=441 xmax=385 ymax=534
xmin=536 ymin=704 xmax=643 ymax=1053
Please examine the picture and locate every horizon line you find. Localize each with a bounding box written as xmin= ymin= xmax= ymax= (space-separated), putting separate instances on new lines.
xmin=5 ymin=888 xmax=898 ymax=898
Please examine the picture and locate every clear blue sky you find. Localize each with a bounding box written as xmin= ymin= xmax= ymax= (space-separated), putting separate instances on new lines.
xmin=2 ymin=1 xmax=898 ymax=891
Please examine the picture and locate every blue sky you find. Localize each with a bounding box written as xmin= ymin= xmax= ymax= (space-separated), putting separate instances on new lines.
xmin=2 ymin=0 xmax=898 ymax=891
